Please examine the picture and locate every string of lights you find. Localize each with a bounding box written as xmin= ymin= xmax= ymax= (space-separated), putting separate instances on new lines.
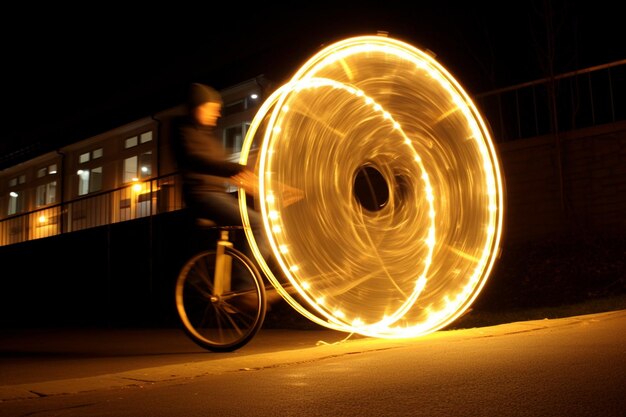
xmin=240 ymin=35 xmax=505 ymax=339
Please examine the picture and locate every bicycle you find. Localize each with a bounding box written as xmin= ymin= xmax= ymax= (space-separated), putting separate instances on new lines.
xmin=175 ymin=219 xmax=267 ymax=352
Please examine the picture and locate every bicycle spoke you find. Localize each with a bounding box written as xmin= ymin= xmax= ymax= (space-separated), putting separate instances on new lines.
xmin=186 ymin=272 xmax=214 ymax=299
xmin=176 ymin=245 xmax=266 ymax=352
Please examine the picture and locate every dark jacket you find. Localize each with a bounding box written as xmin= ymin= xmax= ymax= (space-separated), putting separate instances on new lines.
xmin=171 ymin=116 xmax=246 ymax=197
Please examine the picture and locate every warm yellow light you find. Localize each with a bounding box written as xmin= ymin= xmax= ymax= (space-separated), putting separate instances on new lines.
xmin=38 ymin=215 xmax=46 ymax=223
xmin=132 ymin=183 xmax=142 ymax=192
xmin=239 ymin=35 xmax=504 ymax=339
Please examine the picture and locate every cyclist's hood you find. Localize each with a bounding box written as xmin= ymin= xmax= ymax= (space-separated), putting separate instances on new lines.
xmin=188 ymin=83 xmax=223 ymax=108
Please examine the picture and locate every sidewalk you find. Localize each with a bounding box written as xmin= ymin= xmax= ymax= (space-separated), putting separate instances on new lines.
xmin=2 ymin=309 xmax=625 ymax=402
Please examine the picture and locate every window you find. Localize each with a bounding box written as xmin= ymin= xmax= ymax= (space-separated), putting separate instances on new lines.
xmin=79 ymin=152 xmax=90 ymax=163
xmin=223 ymin=100 xmax=246 ymax=116
xmin=77 ymin=167 xmax=102 ymax=195
xmin=125 ymin=136 xmax=138 ymax=148
xmin=123 ymin=151 xmax=152 ymax=183
xmin=36 ymin=181 xmax=57 ymax=206
xmin=140 ymin=131 xmax=152 ymax=144
xmin=77 ymin=170 xmax=89 ymax=196
xmin=77 ymin=147 xmax=103 ymax=196
xmin=8 ymin=191 xmax=23 ymax=215
xmin=7 ymin=176 xmax=25 ymax=215
xmin=37 ymin=163 xmax=59 ymax=178
xmin=91 ymin=167 xmax=102 ymax=192
xmin=122 ymin=130 xmax=154 ymax=184
xmin=123 ymin=156 xmax=137 ymax=183
xmin=139 ymin=151 xmax=152 ymax=178
xmin=224 ymin=125 xmax=243 ymax=154
xmin=8 ymin=174 xmax=27 ymax=187
xmin=223 ymin=122 xmax=251 ymax=154
xmin=222 ymin=94 xmax=260 ymax=116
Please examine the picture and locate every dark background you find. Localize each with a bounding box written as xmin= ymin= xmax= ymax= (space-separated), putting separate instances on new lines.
xmin=2 ymin=1 xmax=624 ymax=167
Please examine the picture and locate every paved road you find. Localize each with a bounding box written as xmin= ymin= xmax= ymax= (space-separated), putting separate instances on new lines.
xmin=1 ymin=310 xmax=625 ymax=416
xmin=0 ymin=326 xmax=351 ymax=388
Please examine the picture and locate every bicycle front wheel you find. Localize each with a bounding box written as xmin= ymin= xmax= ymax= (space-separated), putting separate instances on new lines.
xmin=175 ymin=247 xmax=266 ymax=352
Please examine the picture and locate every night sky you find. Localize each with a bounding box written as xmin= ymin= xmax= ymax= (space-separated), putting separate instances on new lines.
xmin=2 ymin=1 xmax=623 ymax=168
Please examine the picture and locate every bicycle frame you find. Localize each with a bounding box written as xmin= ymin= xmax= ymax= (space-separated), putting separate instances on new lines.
xmin=213 ymin=229 xmax=233 ymax=296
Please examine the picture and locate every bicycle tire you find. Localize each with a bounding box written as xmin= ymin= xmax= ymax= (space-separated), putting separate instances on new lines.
xmin=175 ymin=247 xmax=266 ymax=352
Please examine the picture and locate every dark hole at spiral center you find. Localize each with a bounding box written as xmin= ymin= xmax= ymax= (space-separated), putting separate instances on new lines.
xmin=353 ymin=165 xmax=389 ymax=212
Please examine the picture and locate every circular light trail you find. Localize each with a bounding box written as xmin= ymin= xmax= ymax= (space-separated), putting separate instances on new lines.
xmin=239 ymin=35 xmax=505 ymax=338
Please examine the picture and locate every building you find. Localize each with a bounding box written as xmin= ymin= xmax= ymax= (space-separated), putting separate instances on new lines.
xmin=0 ymin=75 xmax=271 ymax=246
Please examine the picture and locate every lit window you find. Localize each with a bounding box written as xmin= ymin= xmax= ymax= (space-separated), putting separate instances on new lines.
xmin=8 ymin=191 xmax=22 ymax=215
xmin=49 ymin=164 xmax=57 ymax=174
xmin=123 ymin=156 xmax=138 ymax=183
xmin=37 ymin=167 xmax=47 ymax=178
xmin=36 ymin=184 xmax=45 ymax=205
xmin=139 ymin=151 xmax=152 ymax=179
xmin=125 ymin=136 xmax=138 ymax=148
xmin=79 ymin=152 xmax=90 ymax=163
xmin=92 ymin=148 xmax=103 ymax=159
xmin=140 ymin=131 xmax=152 ymax=143
xmin=124 ymin=151 xmax=152 ymax=183
xmin=9 ymin=177 xmax=17 ymax=187
xmin=36 ymin=181 xmax=57 ymax=206
xmin=78 ymin=167 xmax=102 ymax=195
xmin=78 ymin=170 xmax=89 ymax=195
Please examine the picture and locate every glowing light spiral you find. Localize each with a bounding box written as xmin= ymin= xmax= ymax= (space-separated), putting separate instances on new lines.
xmin=240 ymin=35 xmax=504 ymax=338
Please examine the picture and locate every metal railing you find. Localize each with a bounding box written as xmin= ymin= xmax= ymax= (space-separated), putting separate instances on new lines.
xmin=0 ymin=174 xmax=185 ymax=246
xmin=474 ymin=60 xmax=626 ymax=141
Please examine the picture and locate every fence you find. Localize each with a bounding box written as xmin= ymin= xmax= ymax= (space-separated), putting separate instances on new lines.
xmin=0 ymin=174 xmax=184 ymax=246
xmin=475 ymin=60 xmax=626 ymax=142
